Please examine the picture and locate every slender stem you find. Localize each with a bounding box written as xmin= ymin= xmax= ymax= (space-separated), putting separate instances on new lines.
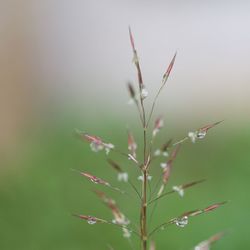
xmin=149 ymin=190 xmax=174 ymax=205
xmin=140 ymin=96 xmax=147 ymax=161
xmin=149 ymin=179 xmax=206 ymax=205
xmin=148 ymin=221 xmax=173 ymax=238
xmin=146 ymin=84 xmax=164 ymax=128
xmin=151 ymin=174 xmax=162 ymax=198
xmin=149 ymin=201 xmax=158 ymax=225
xmin=131 ymin=35 xmax=149 ymax=248
xmin=135 ymin=100 xmax=144 ymax=127
xmin=172 ymin=136 xmax=188 ymax=146
xmin=141 ymin=170 xmax=147 ymax=250
xmin=148 ymin=175 xmax=162 ymax=225
xmin=128 ymin=180 xmax=142 ymax=200
xmin=139 ymin=92 xmax=148 ymax=250
xmin=143 ymin=128 xmax=146 ymax=162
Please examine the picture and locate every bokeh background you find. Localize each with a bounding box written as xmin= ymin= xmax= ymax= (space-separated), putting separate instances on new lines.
xmin=1 ymin=0 xmax=250 ymax=249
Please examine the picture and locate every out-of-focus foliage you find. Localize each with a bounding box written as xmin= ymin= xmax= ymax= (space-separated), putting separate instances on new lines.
xmin=0 ymin=119 xmax=249 ymax=250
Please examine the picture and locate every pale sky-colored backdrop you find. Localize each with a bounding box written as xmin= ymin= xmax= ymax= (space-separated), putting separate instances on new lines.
xmin=1 ymin=0 xmax=250 ymax=154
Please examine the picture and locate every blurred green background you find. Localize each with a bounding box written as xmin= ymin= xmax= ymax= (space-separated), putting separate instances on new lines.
xmin=0 ymin=113 xmax=249 ymax=249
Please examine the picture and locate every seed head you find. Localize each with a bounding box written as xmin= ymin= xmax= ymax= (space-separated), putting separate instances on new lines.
xmin=80 ymin=172 xmax=110 ymax=186
xmin=162 ymin=145 xmax=181 ymax=184
xmin=129 ymin=27 xmax=144 ymax=87
xmin=188 ymin=120 xmax=223 ymax=143
xmin=73 ymin=214 xmax=107 ymax=224
xmin=107 ymin=159 xmax=128 ymax=182
xmin=194 ymin=232 xmax=224 ymax=250
xmin=127 ymin=82 xmax=136 ymax=99
xmin=128 ymin=130 xmax=137 ymax=158
xmin=162 ymin=52 xmax=177 ymax=85
xmin=153 ymin=116 xmax=164 ymax=137
xmin=94 ymin=190 xmax=129 ymax=226
xmin=150 ymin=241 xmax=156 ymax=250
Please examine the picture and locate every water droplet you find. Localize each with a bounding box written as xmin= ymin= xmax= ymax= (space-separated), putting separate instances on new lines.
xmin=117 ymin=172 xmax=128 ymax=182
xmin=122 ymin=227 xmax=131 ymax=238
xmin=87 ymin=217 xmax=97 ymax=225
xmin=127 ymin=98 xmax=135 ymax=105
xmin=132 ymin=54 xmax=139 ymax=64
xmin=137 ymin=175 xmax=152 ymax=181
xmin=104 ymin=143 xmax=114 ymax=155
xmin=188 ymin=132 xmax=197 ymax=143
xmin=137 ymin=175 xmax=143 ymax=181
xmin=90 ymin=177 xmax=100 ymax=184
xmin=147 ymin=175 xmax=152 ymax=181
xmin=90 ymin=142 xmax=104 ymax=152
xmin=172 ymin=186 xmax=184 ymax=197
xmin=175 ymin=216 xmax=188 ymax=228
xmin=154 ymin=149 xmax=161 ymax=156
xmin=197 ymin=130 xmax=206 ymax=139
xmin=160 ymin=162 xmax=167 ymax=168
xmin=141 ymin=86 xmax=148 ymax=99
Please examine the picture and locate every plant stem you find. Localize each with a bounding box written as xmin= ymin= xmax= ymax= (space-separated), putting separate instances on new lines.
xmin=146 ymin=84 xmax=164 ymax=128
xmin=139 ymin=93 xmax=148 ymax=250
xmin=141 ymin=169 xmax=148 ymax=250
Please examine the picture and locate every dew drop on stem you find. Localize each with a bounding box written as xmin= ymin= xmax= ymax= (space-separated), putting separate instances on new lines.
xmin=197 ymin=130 xmax=207 ymax=139
xmin=87 ymin=217 xmax=97 ymax=225
xmin=175 ymin=216 xmax=188 ymax=228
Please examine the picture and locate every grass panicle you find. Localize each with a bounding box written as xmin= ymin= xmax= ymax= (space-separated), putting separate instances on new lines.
xmin=72 ymin=28 xmax=226 ymax=250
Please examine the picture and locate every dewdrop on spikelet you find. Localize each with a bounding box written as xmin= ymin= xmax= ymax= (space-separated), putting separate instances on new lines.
xmin=141 ymin=85 xmax=148 ymax=99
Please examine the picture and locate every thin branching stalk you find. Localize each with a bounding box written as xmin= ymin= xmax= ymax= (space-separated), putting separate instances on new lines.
xmin=146 ymin=84 xmax=165 ymax=128
xmin=139 ymin=84 xmax=148 ymax=250
xmin=74 ymin=28 xmax=226 ymax=250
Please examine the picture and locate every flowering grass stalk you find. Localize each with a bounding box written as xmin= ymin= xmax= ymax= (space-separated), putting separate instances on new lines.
xmin=73 ymin=28 xmax=226 ymax=250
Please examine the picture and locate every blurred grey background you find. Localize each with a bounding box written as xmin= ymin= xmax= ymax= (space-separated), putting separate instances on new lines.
xmin=1 ymin=1 xmax=250 ymax=151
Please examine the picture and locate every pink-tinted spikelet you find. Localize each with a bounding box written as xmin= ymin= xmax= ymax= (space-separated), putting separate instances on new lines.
xmin=153 ymin=116 xmax=164 ymax=137
xmin=128 ymin=131 xmax=137 ymax=158
xmin=164 ymin=201 xmax=227 ymax=229
xmin=107 ymin=159 xmax=128 ymax=182
xmin=94 ymin=190 xmax=129 ymax=225
xmin=199 ymin=120 xmax=224 ymax=134
xmin=188 ymin=120 xmax=223 ymax=143
xmin=204 ymin=201 xmax=227 ymax=212
xmin=78 ymin=132 xmax=114 ymax=154
xmin=162 ymin=52 xmax=177 ymax=85
xmin=83 ymin=134 xmax=102 ymax=144
xmin=172 ymin=179 xmax=206 ymax=197
xmin=81 ymin=172 xmax=110 ymax=186
xmin=163 ymin=145 xmax=181 ymax=183
xmin=129 ymin=26 xmax=136 ymax=53
xmin=94 ymin=190 xmax=130 ymax=238
xmin=194 ymin=232 xmax=224 ymax=250
xmin=158 ymin=145 xmax=181 ymax=196
xmin=107 ymin=159 xmax=123 ymax=173
xmin=150 ymin=241 xmax=156 ymax=250
xmin=128 ymin=27 xmax=144 ymax=88
xmin=127 ymin=82 xmax=136 ymax=99
xmin=178 ymin=201 xmax=227 ymax=219
xmin=73 ymin=214 xmax=107 ymax=224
